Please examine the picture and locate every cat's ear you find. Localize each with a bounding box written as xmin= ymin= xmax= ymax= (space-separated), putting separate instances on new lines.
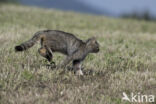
xmin=85 ymin=37 xmax=96 ymax=43
xmin=90 ymin=37 xmax=97 ymax=42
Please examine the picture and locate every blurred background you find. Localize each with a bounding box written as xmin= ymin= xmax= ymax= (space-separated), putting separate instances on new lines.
xmin=0 ymin=0 xmax=156 ymax=21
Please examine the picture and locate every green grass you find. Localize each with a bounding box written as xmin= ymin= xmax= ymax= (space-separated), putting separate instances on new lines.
xmin=0 ymin=4 xmax=156 ymax=104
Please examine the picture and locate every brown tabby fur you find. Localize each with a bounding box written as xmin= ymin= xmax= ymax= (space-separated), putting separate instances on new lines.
xmin=15 ymin=30 xmax=100 ymax=75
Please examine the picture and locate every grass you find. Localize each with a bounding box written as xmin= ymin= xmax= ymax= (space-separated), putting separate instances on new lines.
xmin=0 ymin=4 xmax=156 ymax=104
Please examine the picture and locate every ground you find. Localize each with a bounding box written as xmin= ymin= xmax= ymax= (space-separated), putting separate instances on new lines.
xmin=0 ymin=4 xmax=156 ymax=104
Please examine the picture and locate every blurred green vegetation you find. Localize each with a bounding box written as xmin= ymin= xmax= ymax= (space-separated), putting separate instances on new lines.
xmin=121 ymin=10 xmax=156 ymax=21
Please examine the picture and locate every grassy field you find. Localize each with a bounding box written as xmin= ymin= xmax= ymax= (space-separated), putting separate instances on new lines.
xmin=0 ymin=4 xmax=156 ymax=104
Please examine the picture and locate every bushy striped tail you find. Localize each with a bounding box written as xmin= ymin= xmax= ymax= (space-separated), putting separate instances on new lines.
xmin=15 ymin=31 xmax=44 ymax=52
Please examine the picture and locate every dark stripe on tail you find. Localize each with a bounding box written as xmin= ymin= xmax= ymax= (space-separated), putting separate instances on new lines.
xmin=15 ymin=45 xmax=25 ymax=51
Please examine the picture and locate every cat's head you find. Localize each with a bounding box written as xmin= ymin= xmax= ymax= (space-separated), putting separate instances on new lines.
xmin=86 ymin=37 xmax=100 ymax=53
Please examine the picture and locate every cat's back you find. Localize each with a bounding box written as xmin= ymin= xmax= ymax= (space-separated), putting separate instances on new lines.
xmin=45 ymin=30 xmax=82 ymax=44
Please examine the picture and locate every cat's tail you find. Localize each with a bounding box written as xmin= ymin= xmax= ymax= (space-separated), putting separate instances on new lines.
xmin=15 ymin=31 xmax=45 ymax=52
